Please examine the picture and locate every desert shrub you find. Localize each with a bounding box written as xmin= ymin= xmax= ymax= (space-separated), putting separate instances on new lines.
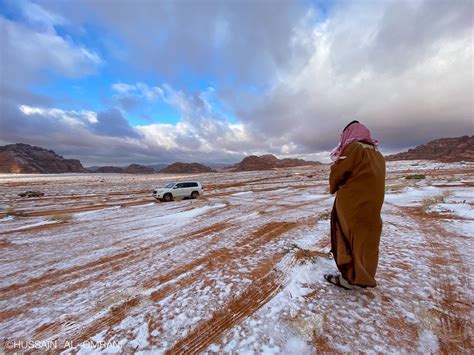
xmin=3 ymin=208 xmax=26 ymax=217
xmin=421 ymin=191 xmax=451 ymax=211
xmin=4 ymin=207 xmax=16 ymax=216
xmin=386 ymin=185 xmax=403 ymax=192
xmin=405 ymin=174 xmax=426 ymax=180
xmin=422 ymin=196 xmax=444 ymax=210
xmin=318 ymin=210 xmax=331 ymax=220
xmin=18 ymin=191 xmax=44 ymax=198
xmin=48 ymin=213 xmax=74 ymax=222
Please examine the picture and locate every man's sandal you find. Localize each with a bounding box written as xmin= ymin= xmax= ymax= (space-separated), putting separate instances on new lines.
xmin=324 ymin=274 xmax=353 ymax=290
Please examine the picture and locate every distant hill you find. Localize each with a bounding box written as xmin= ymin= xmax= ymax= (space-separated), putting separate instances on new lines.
xmin=0 ymin=143 xmax=87 ymax=174
xmin=160 ymin=162 xmax=216 ymax=174
xmin=204 ymin=162 xmax=233 ymax=169
xmin=386 ymin=136 xmax=474 ymax=162
xmin=93 ymin=162 xmax=229 ymax=173
xmin=124 ymin=164 xmax=155 ymax=174
xmin=146 ymin=163 xmax=169 ymax=172
xmin=95 ymin=166 xmax=126 ymax=173
xmin=94 ymin=164 xmax=154 ymax=174
xmin=233 ymin=154 xmax=321 ymax=171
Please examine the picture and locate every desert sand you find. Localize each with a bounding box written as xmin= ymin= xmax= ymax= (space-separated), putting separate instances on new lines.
xmin=0 ymin=161 xmax=472 ymax=353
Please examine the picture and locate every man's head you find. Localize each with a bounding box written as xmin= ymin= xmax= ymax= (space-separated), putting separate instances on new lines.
xmin=343 ymin=120 xmax=360 ymax=133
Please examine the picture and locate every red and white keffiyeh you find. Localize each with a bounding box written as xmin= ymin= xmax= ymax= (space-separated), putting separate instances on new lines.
xmin=330 ymin=122 xmax=378 ymax=162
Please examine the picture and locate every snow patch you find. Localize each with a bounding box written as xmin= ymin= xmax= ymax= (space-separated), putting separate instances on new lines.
xmin=232 ymin=191 xmax=254 ymax=196
xmin=129 ymin=322 xmax=150 ymax=350
xmin=385 ymin=186 xmax=441 ymax=207
xmin=4 ymin=219 xmax=57 ymax=232
xmin=417 ymin=330 xmax=439 ymax=354
xmin=283 ymin=336 xmax=313 ymax=354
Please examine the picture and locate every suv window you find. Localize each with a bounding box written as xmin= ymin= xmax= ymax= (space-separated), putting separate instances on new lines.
xmin=189 ymin=182 xmax=198 ymax=187
xmin=175 ymin=183 xmax=184 ymax=189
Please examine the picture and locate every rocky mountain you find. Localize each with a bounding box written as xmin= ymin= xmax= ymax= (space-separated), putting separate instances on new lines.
xmin=146 ymin=163 xmax=169 ymax=172
xmin=160 ymin=162 xmax=216 ymax=174
xmin=124 ymin=164 xmax=155 ymax=174
xmin=0 ymin=143 xmax=87 ymax=174
xmin=94 ymin=166 xmax=126 ymax=173
xmin=386 ymin=136 xmax=474 ymax=163
xmin=94 ymin=164 xmax=155 ymax=174
xmin=233 ymin=154 xmax=321 ymax=171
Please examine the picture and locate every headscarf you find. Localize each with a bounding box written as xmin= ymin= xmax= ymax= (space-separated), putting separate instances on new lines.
xmin=330 ymin=122 xmax=378 ymax=162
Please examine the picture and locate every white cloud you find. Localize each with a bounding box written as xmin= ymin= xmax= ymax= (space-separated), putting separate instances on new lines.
xmin=112 ymin=82 xmax=164 ymax=101
xmin=112 ymin=83 xmax=136 ymax=94
xmin=20 ymin=0 xmax=68 ymax=31
xmin=232 ymin=0 xmax=474 ymax=151
xmin=60 ymin=0 xmax=312 ymax=85
xmin=14 ymin=97 xmax=254 ymax=164
xmin=1 ymin=16 xmax=102 ymax=86
xmin=136 ymin=123 xmax=183 ymax=151
xmin=135 ymin=84 xmax=254 ymax=154
xmin=3 ymin=0 xmax=472 ymax=165
xmin=136 ymin=82 xmax=164 ymax=101
xmin=81 ymin=48 xmax=102 ymax=66
xmin=19 ymin=105 xmax=97 ymax=125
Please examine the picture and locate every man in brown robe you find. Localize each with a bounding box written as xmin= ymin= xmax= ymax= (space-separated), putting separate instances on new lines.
xmin=325 ymin=121 xmax=385 ymax=289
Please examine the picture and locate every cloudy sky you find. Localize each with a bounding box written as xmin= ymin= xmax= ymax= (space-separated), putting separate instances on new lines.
xmin=0 ymin=0 xmax=472 ymax=166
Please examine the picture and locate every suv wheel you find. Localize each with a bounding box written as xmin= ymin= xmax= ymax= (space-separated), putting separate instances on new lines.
xmin=163 ymin=193 xmax=173 ymax=202
xmin=191 ymin=191 xmax=199 ymax=199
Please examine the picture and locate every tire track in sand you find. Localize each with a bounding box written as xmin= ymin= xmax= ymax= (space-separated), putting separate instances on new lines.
xmin=0 ymin=222 xmax=233 ymax=301
xmin=51 ymin=222 xmax=297 ymax=349
xmin=167 ymin=252 xmax=297 ymax=354
xmin=403 ymin=206 xmax=471 ymax=352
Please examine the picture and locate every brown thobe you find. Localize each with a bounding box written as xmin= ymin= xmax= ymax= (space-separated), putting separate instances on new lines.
xmin=329 ymin=141 xmax=386 ymax=287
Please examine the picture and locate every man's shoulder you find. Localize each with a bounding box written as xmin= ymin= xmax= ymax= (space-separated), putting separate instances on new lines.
xmin=342 ymin=141 xmax=364 ymax=155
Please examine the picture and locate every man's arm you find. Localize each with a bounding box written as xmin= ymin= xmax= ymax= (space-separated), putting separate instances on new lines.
xmin=329 ymin=143 xmax=362 ymax=194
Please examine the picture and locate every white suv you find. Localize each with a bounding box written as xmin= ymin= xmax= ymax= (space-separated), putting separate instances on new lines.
xmin=153 ymin=181 xmax=203 ymax=202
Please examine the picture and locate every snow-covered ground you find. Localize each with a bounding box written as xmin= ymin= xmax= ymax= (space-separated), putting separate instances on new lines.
xmin=0 ymin=161 xmax=472 ymax=353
